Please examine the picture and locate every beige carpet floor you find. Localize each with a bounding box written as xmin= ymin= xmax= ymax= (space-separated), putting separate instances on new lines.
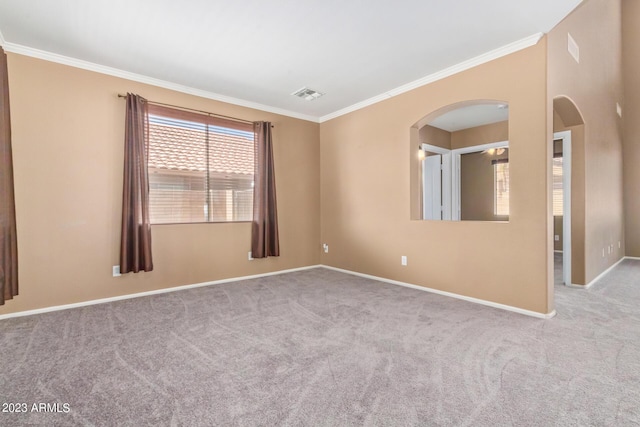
xmin=1 ymin=261 xmax=639 ymax=426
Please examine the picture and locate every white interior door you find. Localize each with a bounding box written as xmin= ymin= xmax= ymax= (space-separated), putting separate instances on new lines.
xmin=423 ymin=155 xmax=442 ymax=220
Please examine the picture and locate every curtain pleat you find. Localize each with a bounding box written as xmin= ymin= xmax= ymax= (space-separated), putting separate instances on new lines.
xmin=120 ymin=93 xmax=153 ymax=273
xmin=0 ymin=46 xmax=18 ymax=305
xmin=251 ymin=122 xmax=279 ymax=258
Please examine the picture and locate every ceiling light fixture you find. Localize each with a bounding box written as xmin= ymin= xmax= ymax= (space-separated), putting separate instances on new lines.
xmin=291 ymin=87 xmax=324 ymax=101
xmin=484 ymin=148 xmax=506 ymax=156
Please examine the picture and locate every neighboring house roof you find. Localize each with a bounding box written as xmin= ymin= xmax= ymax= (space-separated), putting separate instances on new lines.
xmin=148 ymin=122 xmax=254 ymax=175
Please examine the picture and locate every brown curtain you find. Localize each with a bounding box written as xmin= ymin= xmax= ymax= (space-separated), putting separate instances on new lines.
xmin=0 ymin=47 xmax=18 ymax=305
xmin=252 ymin=122 xmax=279 ymax=258
xmin=120 ymin=93 xmax=153 ymax=273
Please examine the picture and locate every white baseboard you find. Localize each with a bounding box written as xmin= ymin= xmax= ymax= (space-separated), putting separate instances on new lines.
xmin=6 ymin=254 xmax=637 ymax=322
xmin=7 ymin=255 xmax=635 ymax=321
xmin=18 ymin=256 xmax=635 ymax=321
xmin=321 ymin=265 xmax=556 ymax=319
xmin=0 ymin=265 xmax=321 ymax=320
xmin=577 ymin=257 xmax=626 ymax=289
xmin=584 ymin=257 xmax=626 ymax=288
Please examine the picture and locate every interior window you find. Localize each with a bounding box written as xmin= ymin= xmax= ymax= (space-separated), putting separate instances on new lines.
xmin=415 ymin=101 xmax=510 ymax=222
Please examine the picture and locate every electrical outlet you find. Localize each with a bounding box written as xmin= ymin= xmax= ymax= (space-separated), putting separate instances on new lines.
xmin=401 ymin=256 xmax=407 ymax=266
xmin=554 ymin=235 xmax=560 ymax=241
xmin=248 ymin=251 xmax=253 ymax=261
xmin=323 ymin=244 xmax=329 ymax=253
xmin=602 ymin=248 xmax=605 ymax=257
xmin=112 ymin=265 xmax=121 ymax=277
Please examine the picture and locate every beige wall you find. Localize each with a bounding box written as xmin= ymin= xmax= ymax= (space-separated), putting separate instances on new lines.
xmin=622 ymin=0 xmax=640 ymax=257
xmin=419 ymin=125 xmax=451 ymax=150
xmin=566 ymin=124 xmax=586 ymax=284
xmin=548 ymin=0 xmax=624 ymax=284
xmin=455 ymin=121 xmax=510 ymax=222
xmin=0 ymin=53 xmax=320 ymax=316
xmin=451 ymin=121 xmax=508 ymax=149
xmin=460 ymin=150 xmax=509 ymax=221
xmin=321 ymin=41 xmax=552 ymax=314
xmin=419 ymin=120 xmax=508 ymax=151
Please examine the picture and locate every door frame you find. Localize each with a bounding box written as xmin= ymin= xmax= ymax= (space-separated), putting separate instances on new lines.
xmin=423 ymin=154 xmax=443 ymax=220
xmin=450 ymin=141 xmax=509 ymax=221
xmin=421 ymin=144 xmax=452 ymax=220
xmin=554 ymin=131 xmax=572 ymax=286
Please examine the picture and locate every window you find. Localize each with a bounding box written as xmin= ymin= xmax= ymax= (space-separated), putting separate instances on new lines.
xmin=147 ymin=104 xmax=254 ymax=224
xmin=494 ymin=161 xmax=509 ymax=216
xmin=552 ymin=156 xmax=563 ymax=216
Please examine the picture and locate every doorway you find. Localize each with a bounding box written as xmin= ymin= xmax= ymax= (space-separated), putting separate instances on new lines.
xmin=553 ymin=131 xmax=572 ymax=285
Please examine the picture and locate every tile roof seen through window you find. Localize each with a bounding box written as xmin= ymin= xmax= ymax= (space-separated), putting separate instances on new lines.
xmin=148 ymin=116 xmax=254 ymax=175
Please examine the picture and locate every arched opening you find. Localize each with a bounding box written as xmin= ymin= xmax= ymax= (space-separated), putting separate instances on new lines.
xmin=552 ymin=95 xmax=585 ymax=287
xmin=554 ymin=96 xmax=585 ymax=128
xmin=410 ymin=100 xmax=510 ymax=221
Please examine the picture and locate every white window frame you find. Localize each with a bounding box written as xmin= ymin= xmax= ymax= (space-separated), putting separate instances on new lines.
xmin=494 ymin=161 xmax=510 ymax=216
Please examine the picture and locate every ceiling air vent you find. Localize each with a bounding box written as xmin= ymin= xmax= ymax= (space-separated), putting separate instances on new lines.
xmin=291 ymin=87 xmax=324 ymax=101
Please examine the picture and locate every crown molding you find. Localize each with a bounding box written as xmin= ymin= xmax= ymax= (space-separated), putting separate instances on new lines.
xmin=1 ymin=42 xmax=320 ymax=123
xmin=2 ymin=32 xmax=544 ymax=125
xmin=319 ymin=32 xmax=544 ymax=123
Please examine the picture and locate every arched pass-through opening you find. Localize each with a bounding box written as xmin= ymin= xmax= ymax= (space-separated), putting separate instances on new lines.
xmin=554 ymin=96 xmax=585 ymax=128
xmin=552 ymin=95 xmax=585 ymax=288
xmin=410 ymin=99 xmax=510 ymax=221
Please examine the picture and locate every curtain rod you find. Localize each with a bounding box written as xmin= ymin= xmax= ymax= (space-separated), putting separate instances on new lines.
xmin=117 ymin=93 xmax=272 ymax=127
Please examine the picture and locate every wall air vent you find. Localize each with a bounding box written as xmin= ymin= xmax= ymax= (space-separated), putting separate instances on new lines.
xmin=291 ymin=87 xmax=324 ymax=101
xmin=567 ymin=33 xmax=580 ymax=63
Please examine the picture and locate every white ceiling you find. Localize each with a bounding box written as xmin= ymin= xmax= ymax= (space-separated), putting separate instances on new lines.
xmin=0 ymin=0 xmax=582 ymax=122
xmin=430 ymin=104 xmax=509 ymax=132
